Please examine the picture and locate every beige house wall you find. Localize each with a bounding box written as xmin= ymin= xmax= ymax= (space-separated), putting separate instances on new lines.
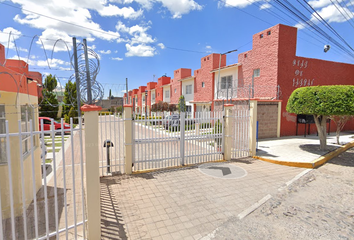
xmin=0 ymin=91 xmax=41 ymax=219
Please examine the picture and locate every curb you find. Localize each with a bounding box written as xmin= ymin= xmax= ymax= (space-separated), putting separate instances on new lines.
xmin=254 ymin=140 xmax=354 ymax=168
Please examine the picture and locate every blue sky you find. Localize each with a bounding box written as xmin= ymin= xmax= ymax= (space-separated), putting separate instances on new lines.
xmin=1 ymin=0 xmax=354 ymax=98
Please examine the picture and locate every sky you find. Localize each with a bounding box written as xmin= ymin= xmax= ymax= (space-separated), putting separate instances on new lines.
xmin=1 ymin=0 xmax=354 ymax=98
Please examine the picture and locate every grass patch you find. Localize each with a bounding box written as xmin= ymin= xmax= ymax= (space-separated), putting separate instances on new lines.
xmin=47 ymin=148 xmax=61 ymax=153
xmin=45 ymin=159 xmax=52 ymax=164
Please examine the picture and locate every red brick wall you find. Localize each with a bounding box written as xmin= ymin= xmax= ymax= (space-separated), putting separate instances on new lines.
xmin=146 ymin=82 xmax=157 ymax=109
xmin=170 ymin=68 xmax=191 ymax=104
xmin=0 ymin=44 xmax=5 ymax=65
xmin=238 ymin=25 xmax=288 ymax=99
xmin=156 ymin=76 xmax=170 ymax=103
xmin=137 ymin=86 xmax=147 ymax=108
xmin=257 ymin=102 xmax=278 ymax=139
xmin=238 ymin=24 xmax=354 ymax=136
xmin=194 ymin=54 xmax=226 ymax=110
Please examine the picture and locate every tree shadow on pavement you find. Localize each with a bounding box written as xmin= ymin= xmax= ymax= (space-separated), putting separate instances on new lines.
xmin=327 ymin=149 xmax=354 ymax=168
xmin=299 ymin=144 xmax=338 ymax=155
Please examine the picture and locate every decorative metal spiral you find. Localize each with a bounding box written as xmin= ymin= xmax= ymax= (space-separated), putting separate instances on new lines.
xmin=71 ymin=42 xmax=104 ymax=104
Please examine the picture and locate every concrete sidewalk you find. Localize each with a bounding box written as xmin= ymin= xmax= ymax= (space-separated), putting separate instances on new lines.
xmin=255 ymin=132 xmax=354 ymax=168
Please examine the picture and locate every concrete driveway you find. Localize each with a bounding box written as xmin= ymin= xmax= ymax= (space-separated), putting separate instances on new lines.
xmin=100 ymin=158 xmax=306 ymax=239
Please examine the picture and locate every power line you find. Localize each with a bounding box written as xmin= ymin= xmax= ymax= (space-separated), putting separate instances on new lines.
xmin=0 ymin=2 xmax=210 ymax=55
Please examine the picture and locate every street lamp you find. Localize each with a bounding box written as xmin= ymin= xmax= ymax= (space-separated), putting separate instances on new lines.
xmin=216 ymin=49 xmax=237 ymax=108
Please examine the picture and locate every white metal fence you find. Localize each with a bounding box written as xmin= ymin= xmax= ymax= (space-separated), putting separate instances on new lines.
xmin=98 ymin=113 xmax=125 ymax=176
xmin=0 ymin=118 xmax=86 ymax=240
xmin=132 ymin=111 xmax=224 ymax=171
xmin=231 ymin=106 xmax=250 ymax=158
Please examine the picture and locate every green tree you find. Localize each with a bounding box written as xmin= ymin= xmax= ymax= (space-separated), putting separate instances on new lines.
xmin=286 ymin=85 xmax=354 ymax=150
xmin=178 ymin=95 xmax=186 ymax=112
xmin=63 ymin=80 xmax=78 ymax=118
xmin=329 ymin=115 xmax=353 ymax=144
xmin=39 ymin=74 xmax=59 ymax=119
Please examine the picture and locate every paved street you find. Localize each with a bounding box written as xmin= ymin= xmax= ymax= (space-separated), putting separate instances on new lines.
xmin=210 ymin=148 xmax=354 ymax=240
xmin=100 ymin=158 xmax=305 ymax=239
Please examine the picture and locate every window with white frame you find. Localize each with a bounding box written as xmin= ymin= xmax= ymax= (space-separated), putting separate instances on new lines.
xmin=152 ymin=93 xmax=155 ymax=101
xmin=221 ymin=75 xmax=233 ymax=89
xmin=186 ymin=84 xmax=192 ymax=94
xmin=0 ymin=105 xmax=6 ymax=164
xmin=142 ymin=95 xmax=145 ymax=102
xmin=165 ymin=90 xmax=170 ymax=98
xmin=202 ymin=82 xmax=205 ymax=88
xmin=253 ymin=68 xmax=260 ymax=77
xmin=21 ymin=105 xmax=36 ymax=156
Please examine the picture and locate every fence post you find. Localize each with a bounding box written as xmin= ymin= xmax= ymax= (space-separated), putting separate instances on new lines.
xmin=277 ymin=101 xmax=282 ymax=138
xmin=249 ymin=100 xmax=258 ymax=156
xmin=124 ymin=105 xmax=133 ymax=174
xmin=81 ymin=104 xmax=102 ymax=239
xmin=180 ymin=112 xmax=185 ymax=166
xmin=224 ymin=104 xmax=234 ymax=161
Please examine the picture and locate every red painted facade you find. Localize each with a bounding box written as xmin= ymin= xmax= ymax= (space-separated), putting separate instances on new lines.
xmin=127 ymin=24 xmax=354 ymax=136
xmin=194 ymin=54 xmax=226 ymax=110
xmin=146 ymin=82 xmax=157 ymax=110
xmin=0 ymin=44 xmax=42 ymax=97
xmin=171 ymin=68 xmax=191 ymax=104
xmin=137 ymin=86 xmax=147 ymax=109
xmin=155 ymin=76 xmax=170 ymax=103
xmin=237 ymin=24 xmax=354 ymax=136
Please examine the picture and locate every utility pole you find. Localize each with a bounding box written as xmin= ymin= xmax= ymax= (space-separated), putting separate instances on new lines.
xmin=72 ymin=37 xmax=81 ymax=117
xmin=126 ymin=78 xmax=128 ymax=104
xmin=83 ymin=39 xmax=92 ymax=104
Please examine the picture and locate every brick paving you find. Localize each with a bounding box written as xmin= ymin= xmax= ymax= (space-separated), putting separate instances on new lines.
xmin=100 ymin=158 xmax=305 ymax=239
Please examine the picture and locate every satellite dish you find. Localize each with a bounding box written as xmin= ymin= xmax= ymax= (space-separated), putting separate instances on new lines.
xmin=324 ymin=45 xmax=330 ymax=53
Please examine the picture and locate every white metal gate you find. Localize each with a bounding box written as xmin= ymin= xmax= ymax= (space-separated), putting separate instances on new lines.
xmin=231 ymin=105 xmax=250 ymax=158
xmin=0 ymin=117 xmax=86 ymax=240
xmin=132 ymin=111 xmax=224 ymax=171
xmin=98 ymin=113 xmax=125 ymax=176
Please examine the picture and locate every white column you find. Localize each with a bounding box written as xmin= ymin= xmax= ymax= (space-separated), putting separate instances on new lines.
xmin=81 ymin=104 xmax=101 ymax=239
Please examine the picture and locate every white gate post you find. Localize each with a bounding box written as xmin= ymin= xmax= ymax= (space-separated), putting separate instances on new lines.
xmin=81 ymin=104 xmax=102 ymax=239
xmin=124 ymin=105 xmax=133 ymax=174
xmin=180 ymin=112 xmax=185 ymax=166
xmin=224 ymin=104 xmax=234 ymax=161
xmin=249 ymin=100 xmax=258 ymax=156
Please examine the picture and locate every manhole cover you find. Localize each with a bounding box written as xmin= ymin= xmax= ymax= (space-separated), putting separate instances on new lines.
xmin=198 ymin=162 xmax=247 ymax=179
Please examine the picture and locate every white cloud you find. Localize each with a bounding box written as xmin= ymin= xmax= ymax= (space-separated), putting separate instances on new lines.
xmin=12 ymin=0 xmax=125 ymax=50
xmin=35 ymin=28 xmax=73 ymax=52
xmin=312 ymin=4 xmax=352 ymax=23
xmin=308 ymin=0 xmax=333 ymax=8
xmin=98 ymin=4 xmax=143 ymax=19
xmin=156 ymin=0 xmax=202 ymax=18
xmin=116 ymin=21 xmax=158 ymax=56
xmin=260 ymin=3 xmax=271 ymax=10
xmin=220 ymin=0 xmax=263 ymax=9
xmin=125 ymin=43 xmax=155 ymax=57
xmin=99 ymin=49 xmax=112 ymax=54
xmin=157 ymin=43 xmax=165 ymax=49
xmin=111 ymin=57 xmax=123 ymax=61
xmin=206 ymin=45 xmax=212 ymax=49
xmin=114 ymin=0 xmax=202 ymax=18
xmin=296 ymin=3 xmax=353 ymax=28
xmin=0 ymin=27 xmax=22 ymax=50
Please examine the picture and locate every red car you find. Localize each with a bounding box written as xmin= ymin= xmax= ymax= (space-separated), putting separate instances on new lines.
xmin=38 ymin=117 xmax=71 ymax=132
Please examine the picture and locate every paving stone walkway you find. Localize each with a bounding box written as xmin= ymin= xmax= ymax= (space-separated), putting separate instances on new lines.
xmin=100 ymin=158 xmax=305 ymax=239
